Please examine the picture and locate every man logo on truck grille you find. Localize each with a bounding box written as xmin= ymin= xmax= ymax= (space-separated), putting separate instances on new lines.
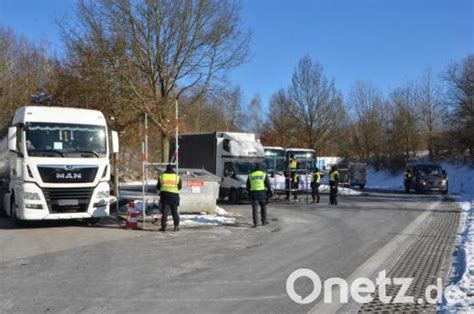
xmin=56 ymin=173 xmax=82 ymax=180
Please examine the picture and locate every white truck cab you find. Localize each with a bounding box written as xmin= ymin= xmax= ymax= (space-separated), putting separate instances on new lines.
xmin=0 ymin=106 xmax=119 ymax=222
xmin=178 ymin=132 xmax=265 ymax=203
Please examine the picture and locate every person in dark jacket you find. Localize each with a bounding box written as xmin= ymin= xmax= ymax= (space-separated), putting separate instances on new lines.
xmin=328 ymin=165 xmax=339 ymax=205
xmin=246 ymin=163 xmax=272 ymax=228
xmin=156 ymin=164 xmax=182 ymax=231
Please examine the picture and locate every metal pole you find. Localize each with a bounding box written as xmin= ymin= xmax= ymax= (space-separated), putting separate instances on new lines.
xmin=114 ymin=154 xmax=119 ymax=213
xmin=288 ymin=165 xmax=293 ymax=203
xmin=141 ymin=141 xmax=146 ymax=229
xmin=273 ymin=156 xmax=277 ymax=198
xmin=175 ymin=99 xmax=180 ymax=218
xmin=305 ymin=167 xmax=309 ymax=204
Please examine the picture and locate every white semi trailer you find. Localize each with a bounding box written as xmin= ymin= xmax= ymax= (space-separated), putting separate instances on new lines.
xmin=177 ymin=132 xmax=265 ymax=203
xmin=0 ymin=106 xmax=119 ymax=223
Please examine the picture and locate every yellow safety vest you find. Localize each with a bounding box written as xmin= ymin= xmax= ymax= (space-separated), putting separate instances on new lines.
xmin=250 ymin=170 xmax=266 ymax=191
xmin=160 ymin=173 xmax=179 ymax=194
xmin=289 ymin=159 xmax=298 ymax=169
xmin=291 ymin=172 xmax=298 ymax=182
xmin=313 ymin=172 xmax=321 ymax=184
xmin=329 ymin=170 xmax=339 ymax=182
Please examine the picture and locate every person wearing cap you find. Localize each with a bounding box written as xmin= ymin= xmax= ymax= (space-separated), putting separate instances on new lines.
xmin=328 ymin=165 xmax=340 ymax=205
xmin=246 ymin=163 xmax=272 ymax=228
xmin=156 ymin=164 xmax=182 ymax=231
xmin=311 ymin=167 xmax=324 ymax=203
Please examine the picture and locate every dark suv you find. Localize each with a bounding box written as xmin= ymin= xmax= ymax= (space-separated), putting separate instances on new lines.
xmin=404 ymin=163 xmax=448 ymax=194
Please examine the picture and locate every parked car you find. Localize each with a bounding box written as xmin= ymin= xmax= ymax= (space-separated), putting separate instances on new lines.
xmin=404 ymin=162 xmax=448 ymax=194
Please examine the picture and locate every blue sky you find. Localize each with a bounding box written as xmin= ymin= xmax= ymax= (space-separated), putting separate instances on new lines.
xmin=1 ymin=0 xmax=473 ymax=109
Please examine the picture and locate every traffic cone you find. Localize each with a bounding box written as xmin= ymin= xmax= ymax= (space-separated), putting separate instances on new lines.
xmin=127 ymin=200 xmax=138 ymax=230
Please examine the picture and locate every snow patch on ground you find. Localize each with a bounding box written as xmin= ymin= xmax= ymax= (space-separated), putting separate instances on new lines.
xmin=366 ymin=167 xmax=404 ymax=190
xmin=318 ymin=184 xmax=362 ymax=195
xmin=123 ymin=200 xmax=236 ymax=226
xmin=215 ymin=206 xmax=231 ymax=216
xmin=180 ymin=214 xmax=236 ymax=226
xmin=440 ymin=163 xmax=474 ymax=196
xmin=442 ymin=198 xmax=474 ymax=311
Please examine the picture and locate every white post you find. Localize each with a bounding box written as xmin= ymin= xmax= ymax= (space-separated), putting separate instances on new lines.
xmin=175 ymin=99 xmax=179 ymax=174
xmin=144 ymin=113 xmax=148 ymax=197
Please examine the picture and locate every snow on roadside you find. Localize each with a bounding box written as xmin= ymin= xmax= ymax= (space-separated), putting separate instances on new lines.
xmin=123 ymin=199 xmax=236 ymax=226
xmin=438 ymin=163 xmax=474 ymax=312
xmin=180 ymin=214 xmax=236 ymax=226
xmin=215 ymin=206 xmax=231 ymax=216
xmin=318 ymin=184 xmax=362 ymax=195
xmin=366 ymin=167 xmax=404 ymax=190
xmin=442 ymin=198 xmax=474 ymax=311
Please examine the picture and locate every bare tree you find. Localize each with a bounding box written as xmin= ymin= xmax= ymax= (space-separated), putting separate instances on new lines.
xmin=289 ymin=55 xmax=344 ymax=154
xmin=62 ymin=0 xmax=250 ymax=161
xmin=0 ymin=26 xmax=55 ymax=126
xmin=445 ymin=55 xmax=474 ymax=157
xmin=247 ymin=94 xmax=263 ymax=137
xmin=261 ymin=89 xmax=298 ymax=147
xmin=347 ymin=81 xmax=387 ymax=164
xmin=387 ymin=84 xmax=422 ymax=163
xmin=417 ymin=69 xmax=445 ymax=157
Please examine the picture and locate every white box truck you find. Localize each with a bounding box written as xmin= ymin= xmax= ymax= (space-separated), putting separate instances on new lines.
xmin=0 ymin=106 xmax=119 ymax=223
xmin=177 ymin=132 xmax=265 ymax=203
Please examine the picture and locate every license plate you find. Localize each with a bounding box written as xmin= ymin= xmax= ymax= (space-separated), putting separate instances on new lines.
xmin=58 ymin=199 xmax=79 ymax=206
xmin=430 ymin=187 xmax=440 ymax=191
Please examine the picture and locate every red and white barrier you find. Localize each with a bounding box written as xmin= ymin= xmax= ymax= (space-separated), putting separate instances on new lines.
xmin=127 ymin=200 xmax=138 ymax=230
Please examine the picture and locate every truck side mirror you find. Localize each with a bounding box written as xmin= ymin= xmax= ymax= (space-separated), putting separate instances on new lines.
xmin=8 ymin=127 xmax=17 ymax=152
xmin=111 ymin=131 xmax=119 ymax=154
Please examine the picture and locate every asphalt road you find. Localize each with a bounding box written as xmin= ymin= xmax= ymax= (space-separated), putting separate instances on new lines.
xmin=0 ymin=191 xmax=458 ymax=313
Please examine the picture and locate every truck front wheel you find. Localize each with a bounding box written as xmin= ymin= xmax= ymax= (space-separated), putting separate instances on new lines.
xmin=10 ymin=196 xmax=23 ymax=226
xmin=229 ymin=190 xmax=239 ymax=204
xmin=0 ymin=193 xmax=6 ymax=217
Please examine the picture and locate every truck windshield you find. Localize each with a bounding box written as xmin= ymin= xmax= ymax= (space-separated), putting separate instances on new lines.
xmin=234 ymin=162 xmax=265 ymax=174
xmin=26 ymin=123 xmax=107 ymax=158
xmin=265 ymin=158 xmax=286 ymax=172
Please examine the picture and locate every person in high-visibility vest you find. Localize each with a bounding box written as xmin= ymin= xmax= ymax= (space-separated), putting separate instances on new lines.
xmin=156 ymin=164 xmax=182 ymax=232
xmin=285 ymin=170 xmax=299 ymax=201
xmin=246 ymin=163 xmax=272 ymax=228
xmin=288 ymin=154 xmax=298 ymax=170
xmin=328 ymin=165 xmax=339 ymax=205
xmin=311 ymin=167 xmax=324 ymax=203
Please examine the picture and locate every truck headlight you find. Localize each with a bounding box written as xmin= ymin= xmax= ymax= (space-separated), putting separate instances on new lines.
xmin=419 ymin=180 xmax=426 ymax=185
xmin=25 ymin=204 xmax=43 ymax=210
xmin=96 ymin=190 xmax=110 ymax=199
xmin=441 ymin=180 xmax=447 ymax=186
xmin=24 ymin=192 xmax=41 ymax=200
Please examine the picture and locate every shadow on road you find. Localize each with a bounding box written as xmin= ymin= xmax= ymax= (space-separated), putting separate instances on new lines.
xmin=0 ymin=216 xmax=122 ymax=230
